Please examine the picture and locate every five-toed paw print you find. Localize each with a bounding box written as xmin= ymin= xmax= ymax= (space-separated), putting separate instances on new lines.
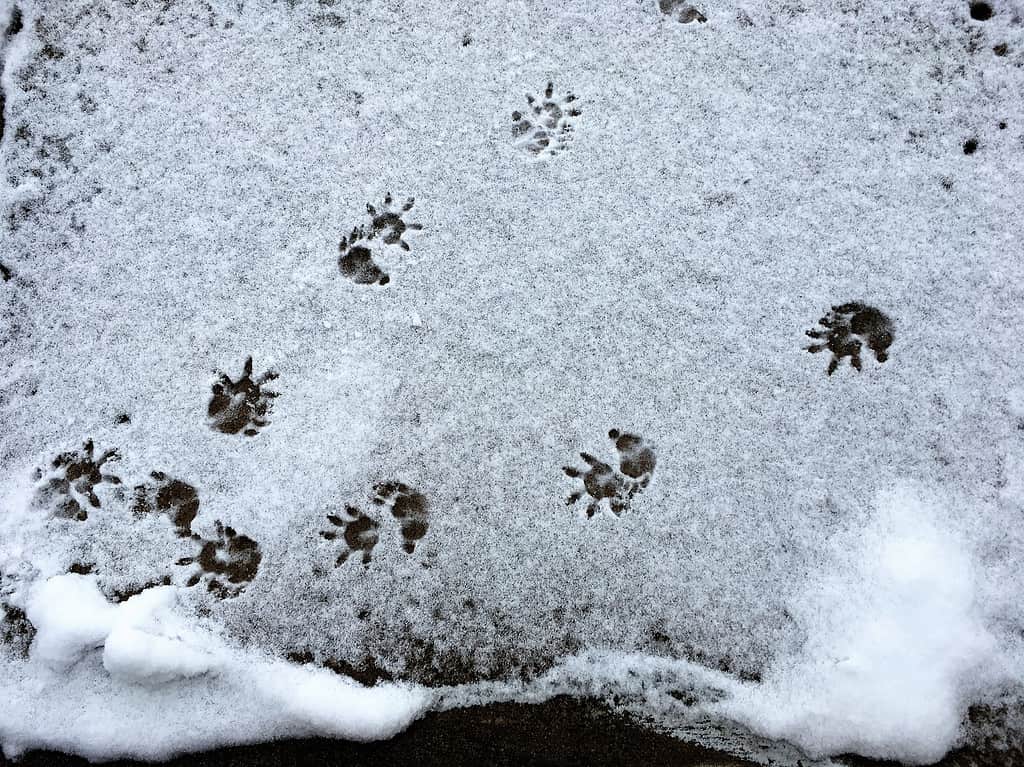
xmin=658 ymin=0 xmax=707 ymax=23
xmin=207 ymin=356 xmax=279 ymax=436
xmin=320 ymin=506 xmax=380 ymax=566
xmin=372 ymin=481 xmax=429 ymax=554
xmin=511 ymin=82 xmax=581 ymax=157
xmin=131 ymin=472 xmax=200 ymax=538
xmin=337 ymin=194 xmax=422 ymax=286
xmin=806 ymin=302 xmax=894 ymax=376
xmin=32 ymin=440 xmax=122 ymax=521
xmin=177 ymin=521 xmax=262 ymax=598
xmin=563 ymin=430 xmax=656 ymax=518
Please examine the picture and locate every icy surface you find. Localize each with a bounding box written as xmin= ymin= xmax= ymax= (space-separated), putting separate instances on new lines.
xmin=1 ymin=0 xmax=1023 ymax=763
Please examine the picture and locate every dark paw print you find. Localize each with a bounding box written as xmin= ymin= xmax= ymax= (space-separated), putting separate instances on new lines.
xmin=320 ymin=506 xmax=380 ymax=566
xmin=207 ymin=356 xmax=279 ymax=436
xmin=372 ymin=481 xmax=429 ymax=554
xmin=32 ymin=440 xmax=122 ymax=520
xmin=658 ymin=0 xmax=707 ymax=23
xmin=131 ymin=472 xmax=199 ymax=538
xmin=177 ymin=521 xmax=261 ymax=598
xmin=0 ymin=604 xmax=35 ymax=659
xmin=337 ymin=194 xmax=422 ymax=286
xmin=563 ymin=430 xmax=656 ymax=518
xmin=512 ymin=82 xmax=581 ymax=157
xmin=806 ymin=302 xmax=894 ymax=376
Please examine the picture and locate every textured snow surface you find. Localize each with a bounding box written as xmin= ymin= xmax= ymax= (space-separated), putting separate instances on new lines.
xmin=1 ymin=0 xmax=1024 ymax=763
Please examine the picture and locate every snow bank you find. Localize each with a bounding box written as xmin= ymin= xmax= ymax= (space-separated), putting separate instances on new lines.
xmin=716 ymin=485 xmax=1003 ymax=764
xmin=1 ymin=576 xmax=428 ymax=760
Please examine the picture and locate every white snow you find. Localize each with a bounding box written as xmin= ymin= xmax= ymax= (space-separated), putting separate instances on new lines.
xmin=2 ymin=0 xmax=1024 ymax=763
xmin=2 ymin=574 xmax=429 ymax=760
xmin=716 ymin=485 xmax=1004 ymax=764
xmin=25 ymin=574 xmax=116 ymax=669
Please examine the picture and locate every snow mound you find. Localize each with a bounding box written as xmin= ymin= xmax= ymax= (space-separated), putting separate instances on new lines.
xmin=718 ymin=485 xmax=1005 ymax=764
xmin=1 ymin=575 xmax=428 ymax=760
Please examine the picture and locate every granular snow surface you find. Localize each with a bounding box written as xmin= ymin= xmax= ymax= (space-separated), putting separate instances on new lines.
xmin=1 ymin=0 xmax=1024 ymax=764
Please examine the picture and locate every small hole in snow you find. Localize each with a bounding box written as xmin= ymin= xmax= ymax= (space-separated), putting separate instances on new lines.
xmin=963 ymin=138 xmax=979 ymax=155
xmin=970 ymin=2 xmax=993 ymax=21
xmin=998 ymin=121 xmax=1007 ymax=130
xmin=993 ymin=43 xmax=1008 ymax=56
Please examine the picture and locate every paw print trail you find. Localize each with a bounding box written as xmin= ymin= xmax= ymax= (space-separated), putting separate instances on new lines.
xmin=564 ymin=430 xmax=656 ymax=518
xmin=806 ymin=302 xmax=894 ymax=376
xmin=207 ymin=356 xmax=279 ymax=436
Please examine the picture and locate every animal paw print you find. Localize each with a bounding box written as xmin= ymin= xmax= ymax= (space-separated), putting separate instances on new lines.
xmin=320 ymin=506 xmax=380 ymax=566
xmin=320 ymin=482 xmax=429 ymax=565
xmin=511 ymin=82 xmax=581 ymax=157
xmin=372 ymin=481 xmax=429 ymax=554
xmin=806 ymin=302 xmax=894 ymax=376
xmin=131 ymin=472 xmax=199 ymax=538
xmin=563 ymin=430 xmax=656 ymax=518
xmin=207 ymin=356 xmax=279 ymax=436
xmin=177 ymin=521 xmax=261 ymax=598
xmin=658 ymin=0 xmax=707 ymax=23
xmin=337 ymin=194 xmax=422 ymax=286
xmin=32 ymin=440 xmax=122 ymax=521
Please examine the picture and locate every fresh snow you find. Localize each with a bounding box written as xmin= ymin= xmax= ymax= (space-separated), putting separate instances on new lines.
xmin=2 ymin=0 xmax=1023 ymax=764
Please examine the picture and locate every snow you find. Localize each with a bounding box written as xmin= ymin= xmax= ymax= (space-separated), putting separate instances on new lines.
xmin=2 ymin=0 xmax=1024 ymax=763
xmin=25 ymin=574 xmax=116 ymax=669
xmin=2 ymin=574 xmax=428 ymax=760
xmin=717 ymin=485 xmax=1003 ymax=764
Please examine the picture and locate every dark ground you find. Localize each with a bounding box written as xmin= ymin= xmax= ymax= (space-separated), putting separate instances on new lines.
xmin=0 ymin=697 xmax=1017 ymax=767
xmin=0 ymin=697 xmax=754 ymax=767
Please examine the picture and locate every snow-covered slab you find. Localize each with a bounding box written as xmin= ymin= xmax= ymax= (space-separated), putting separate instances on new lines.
xmin=1 ymin=0 xmax=1023 ymax=763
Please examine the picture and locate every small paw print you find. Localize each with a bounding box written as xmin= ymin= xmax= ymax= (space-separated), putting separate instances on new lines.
xmin=32 ymin=440 xmax=122 ymax=521
xmin=337 ymin=194 xmax=422 ymax=286
xmin=658 ymin=0 xmax=707 ymax=23
xmin=207 ymin=356 xmax=279 ymax=436
xmin=806 ymin=302 xmax=894 ymax=376
xmin=372 ymin=481 xmax=429 ymax=554
xmin=177 ymin=521 xmax=261 ymax=598
xmin=563 ymin=430 xmax=656 ymax=518
xmin=512 ymin=82 xmax=581 ymax=157
xmin=320 ymin=506 xmax=380 ymax=566
xmin=339 ymin=231 xmax=389 ymax=285
xmin=131 ymin=472 xmax=199 ymax=538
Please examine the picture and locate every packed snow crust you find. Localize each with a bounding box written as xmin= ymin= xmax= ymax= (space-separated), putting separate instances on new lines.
xmin=2 ymin=0 xmax=1024 ymax=763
